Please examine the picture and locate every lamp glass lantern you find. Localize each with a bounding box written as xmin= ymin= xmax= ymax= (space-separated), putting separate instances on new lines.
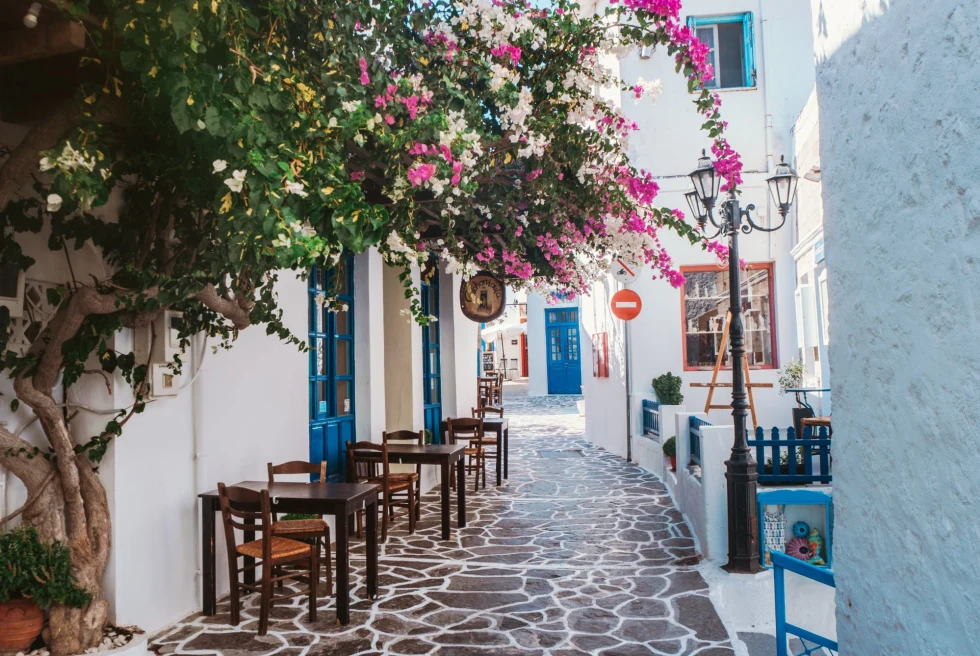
xmin=766 ymin=156 xmax=799 ymax=216
xmin=684 ymin=191 xmax=707 ymax=229
xmin=689 ymin=151 xmax=719 ymax=209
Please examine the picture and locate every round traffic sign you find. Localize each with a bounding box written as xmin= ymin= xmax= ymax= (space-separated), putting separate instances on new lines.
xmin=611 ymin=258 xmax=641 ymax=285
xmin=610 ymin=289 xmax=642 ymax=321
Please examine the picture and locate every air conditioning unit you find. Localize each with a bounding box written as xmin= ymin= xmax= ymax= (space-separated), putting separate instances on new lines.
xmin=133 ymin=310 xmax=185 ymax=397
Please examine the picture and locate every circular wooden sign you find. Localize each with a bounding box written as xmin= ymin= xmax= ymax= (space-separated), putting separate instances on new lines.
xmin=460 ymin=272 xmax=506 ymax=322
xmin=610 ymin=288 xmax=642 ymax=321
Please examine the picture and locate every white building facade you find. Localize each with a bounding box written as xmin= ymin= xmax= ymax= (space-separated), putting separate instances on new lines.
xmin=581 ymin=0 xmax=817 ymax=459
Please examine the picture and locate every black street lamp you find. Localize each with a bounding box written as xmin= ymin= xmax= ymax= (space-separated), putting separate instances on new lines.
xmin=688 ymin=152 xmax=798 ymax=574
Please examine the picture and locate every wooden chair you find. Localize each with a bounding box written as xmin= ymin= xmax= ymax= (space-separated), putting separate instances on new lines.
xmin=217 ymin=483 xmax=317 ymax=635
xmin=477 ymin=377 xmax=495 ymax=408
xmin=470 ymin=407 xmax=502 ymax=480
xmin=448 ymin=418 xmax=486 ymax=492
xmin=346 ymin=441 xmax=418 ymax=541
xmin=266 ymin=461 xmax=332 ymax=593
xmin=472 ymin=406 xmax=504 ymax=418
xmin=801 ymin=416 xmax=833 ymax=439
xmin=382 ymin=430 xmax=424 ymax=522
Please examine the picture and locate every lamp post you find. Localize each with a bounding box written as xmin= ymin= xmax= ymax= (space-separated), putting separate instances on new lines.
xmin=688 ymin=151 xmax=799 ymax=574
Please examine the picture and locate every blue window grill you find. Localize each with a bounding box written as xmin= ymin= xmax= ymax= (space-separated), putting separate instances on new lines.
xmin=748 ymin=426 xmax=832 ymax=485
xmin=642 ymin=400 xmax=661 ymax=437
xmin=772 ymin=551 xmax=838 ymax=655
xmin=688 ymin=416 xmax=709 ymax=466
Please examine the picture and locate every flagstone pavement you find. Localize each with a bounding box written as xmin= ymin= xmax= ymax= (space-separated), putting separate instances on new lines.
xmin=151 ymin=382 xmax=736 ymax=656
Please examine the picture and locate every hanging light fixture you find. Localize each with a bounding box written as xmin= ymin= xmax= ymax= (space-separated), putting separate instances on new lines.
xmin=766 ymin=155 xmax=800 ymax=217
xmin=689 ymin=149 xmax=719 ymax=210
xmin=684 ymin=191 xmax=707 ymax=230
xmin=23 ymin=2 xmax=42 ymax=28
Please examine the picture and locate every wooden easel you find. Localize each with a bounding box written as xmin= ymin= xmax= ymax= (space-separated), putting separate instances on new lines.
xmin=689 ymin=311 xmax=773 ymax=427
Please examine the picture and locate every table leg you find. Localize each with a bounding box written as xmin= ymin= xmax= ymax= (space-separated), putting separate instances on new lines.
xmin=243 ymin=517 xmax=255 ymax=587
xmin=504 ymin=428 xmax=509 ymax=479
xmin=336 ymin=509 xmax=350 ymax=625
xmin=457 ymin=457 xmax=467 ymax=529
xmin=364 ymin=500 xmax=378 ymax=600
xmin=201 ymin=497 xmax=217 ymax=616
xmin=440 ymin=461 xmax=451 ymax=540
xmin=496 ymin=427 xmax=502 ymax=486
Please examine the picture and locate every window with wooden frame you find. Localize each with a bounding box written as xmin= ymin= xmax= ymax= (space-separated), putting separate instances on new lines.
xmin=687 ymin=13 xmax=756 ymax=89
xmin=680 ymin=263 xmax=777 ymax=370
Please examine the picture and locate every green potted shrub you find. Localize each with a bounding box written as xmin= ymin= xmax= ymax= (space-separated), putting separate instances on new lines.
xmin=662 ymin=436 xmax=677 ymax=472
xmin=778 ymin=359 xmax=812 ymax=436
xmin=0 ymin=527 xmax=90 ymax=652
xmin=424 ymin=429 xmax=434 ymax=445
xmin=652 ymin=372 xmax=684 ymax=405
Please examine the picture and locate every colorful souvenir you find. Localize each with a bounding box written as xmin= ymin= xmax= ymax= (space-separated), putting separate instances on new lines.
xmin=792 ymin=520 xmax=810 ymax=539
xmin=807 ymin=528 xmax=826 ymax=566
xmin=763 ymin=507 xmax=785 ymax=567
xmin=785 ymin=537 xmax=811 ymax=561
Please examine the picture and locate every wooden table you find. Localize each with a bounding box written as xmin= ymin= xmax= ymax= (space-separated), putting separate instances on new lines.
xmin=199 ymin=481 xmax=379 ymax=625
xmin=359 ymin=443 xmax=467 ymax=541
xmin=440 ymin=417 xmax=509 ymax=486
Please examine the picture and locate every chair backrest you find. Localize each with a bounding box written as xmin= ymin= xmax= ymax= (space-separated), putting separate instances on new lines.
xmin=447 ymin=417 xmax=484 ymax=448
xmin=472 ymin=406 xmax=504 ymax=418
xmin=217 ymin=483 xmax=272 ymax=560
xmin=268 ymin=460 xmax=327 ymax=483
xmin=382 ymin=430 xmax=423 ymax=446
xmin=346 ymin=441 xmax=388 ymax=483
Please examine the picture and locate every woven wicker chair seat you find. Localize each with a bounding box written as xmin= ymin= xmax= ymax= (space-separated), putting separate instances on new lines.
xmin=468 ymin=437 xmax=498 ymax=446
xmin=464 ymin=447 xmax=484 ymax=456
xmin=271 ymin=518 xmax=327 ymax=535
xmin=236 ymin=536 xmax=311 ymax=562
xmin=801 ymin=416 xmax=832 ymax=426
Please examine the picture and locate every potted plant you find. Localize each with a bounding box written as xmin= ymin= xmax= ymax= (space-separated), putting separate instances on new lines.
xmin=652 ymin=372 xmax=684 ymax=405
xmin=424 ymin=429 xmax=434 ymax=445
xmin=778 ymin=359 xmax=812 ymax=437
xmin=662 ymin=436 xmax=677 ymax=472
xmin=0 ymin=527 xmax=90 ymax=651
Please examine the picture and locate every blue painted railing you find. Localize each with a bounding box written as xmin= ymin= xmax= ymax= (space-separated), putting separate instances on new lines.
xmin=773 ymin=551 xmax=838 ymax=655
xmin=748 ymin=426 xmax=832 ymax=485
xmin=642 ymin=400 xmax=661 ymax=437
xmin=688 ymin=416 xmax=709 ymax=466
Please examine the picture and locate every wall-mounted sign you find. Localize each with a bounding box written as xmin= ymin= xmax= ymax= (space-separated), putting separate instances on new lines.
xmin=592 ymin=332 xmax=609 ymax=378
xmin=460 ymin=271 xmax=506 ymax=322
xmin=611 ymin=258 xmax=641 ymax=285
xmin=610 ymin=289 xmax=642 ymax=321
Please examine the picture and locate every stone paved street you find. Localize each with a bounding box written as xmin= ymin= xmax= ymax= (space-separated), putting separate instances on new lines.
xmin=151 ymin=384 xmax=736 ymax=656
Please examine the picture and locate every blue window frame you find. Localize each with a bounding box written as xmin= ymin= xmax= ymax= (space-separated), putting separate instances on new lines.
xmin=308 ymin=256 xmax=355 ymax=481
xmin=687 ymin=13 xmax=755 ymax=89
xmin=421 ymin=265 xmax=442 ymax=443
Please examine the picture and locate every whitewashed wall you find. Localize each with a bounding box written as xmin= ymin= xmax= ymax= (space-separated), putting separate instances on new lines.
xmin=582 ymin=0 xmax=815 ymax=443
xmin=813 ymin=1 xmax=980 ymax=653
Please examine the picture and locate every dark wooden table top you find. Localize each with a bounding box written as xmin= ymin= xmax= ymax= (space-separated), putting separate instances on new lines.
xmin=385 ymin=444 xmax=466 ymax=456
xmin=199 ymin=481 xmax=379 ymax=502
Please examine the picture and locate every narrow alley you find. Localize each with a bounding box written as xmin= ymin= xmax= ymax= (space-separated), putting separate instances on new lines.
xmin=151 ymin=385 xmax=736 ymax=656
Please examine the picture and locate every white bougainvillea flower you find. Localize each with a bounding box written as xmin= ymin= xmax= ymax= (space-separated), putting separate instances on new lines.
xmin=224 ymin=169 xmax=246 ymax=192
xmin=39 ymin=157 xmax=54 ymax=172
xmin=212 ymin=159 xmax=228 ymax=173
xmin=285 ymin=180 xmax=308 ymax=197
xmin=197 ymin=119 xmax=206 ymax=130
xmin=46 ymin=194 xmax=63 ymax=212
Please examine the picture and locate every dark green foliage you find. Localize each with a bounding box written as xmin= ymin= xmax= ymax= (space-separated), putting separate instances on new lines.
xmin=652 ymin=372 xmax=684 ymax=405
xmin=0 ymin=527 xmax=91 ymax=608
xmin=662 ymin=436 xmax=676 ymax=457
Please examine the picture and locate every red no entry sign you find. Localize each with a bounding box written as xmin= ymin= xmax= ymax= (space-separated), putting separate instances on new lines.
xmin=610 ymin=289 xmax=642 ymax=321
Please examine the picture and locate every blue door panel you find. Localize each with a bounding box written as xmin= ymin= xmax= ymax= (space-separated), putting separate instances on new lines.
xmin=545 ymin=308 xmax=583 ymax=395
xmin=422 ymin=267 xmax=442 ymax=442
xmin=309 ymin=424 xmax=325 ymax=479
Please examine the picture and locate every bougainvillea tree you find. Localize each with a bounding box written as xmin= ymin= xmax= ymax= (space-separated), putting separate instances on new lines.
xmin=0 ymin=0 xmax=739 ymax=651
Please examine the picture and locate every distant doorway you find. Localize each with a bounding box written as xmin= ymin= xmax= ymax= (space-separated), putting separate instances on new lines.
xmin=545 ymin=308 xmax=582 ymax=394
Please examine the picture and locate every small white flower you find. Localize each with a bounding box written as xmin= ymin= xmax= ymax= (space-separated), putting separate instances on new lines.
xmin=212 ymin=159 xmax=228 ymax=173
xmin=39 ymin=157 xmax=54 ymax=172
xmin=545 ymin=80 xmax=554 ymax=93
xmin=342 ymin=100 xmax=361 ymax=113
xmin=284 ymin=180 xmax=309 ymax=197
xmin=224 ymin=169 xmax=246 ymax=192
xmin=46 ymin=194 xmax=63 ymax=212
xmin=428 ymin=315 xmax=439 ymax=323
xmin=197 ymin=119 xmax=207 ymax=130
xmin=100 ymin=168 xmax=111 ymax=180
xmin=328 ymin=117 xmax=338 ymax=128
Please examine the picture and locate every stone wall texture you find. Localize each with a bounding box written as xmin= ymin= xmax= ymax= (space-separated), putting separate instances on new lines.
xmin=814 ymin=1 xmax=980 ymax=653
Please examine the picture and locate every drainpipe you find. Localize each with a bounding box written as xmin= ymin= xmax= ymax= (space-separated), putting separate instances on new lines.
xmin=191 ymin=333 xmax=208 ymax=598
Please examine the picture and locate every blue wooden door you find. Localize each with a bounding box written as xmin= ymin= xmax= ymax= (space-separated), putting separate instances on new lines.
xmin=546 ymin=308 xmax=582 ymax=394
xmin=309 ymin=257 xmax=355 ymax=481
xmin=421 ymin=267 xmax=442 ymax=443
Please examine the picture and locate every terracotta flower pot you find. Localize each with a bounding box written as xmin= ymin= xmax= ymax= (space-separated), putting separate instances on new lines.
xmin=0 ymin=598 xmax=44 ymax=651
xmin=669 ymin=456 xmax=677 ymax=472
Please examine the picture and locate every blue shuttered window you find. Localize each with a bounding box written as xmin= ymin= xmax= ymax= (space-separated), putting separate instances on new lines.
xmin=686 ymin=13 xmax=756 ymax=89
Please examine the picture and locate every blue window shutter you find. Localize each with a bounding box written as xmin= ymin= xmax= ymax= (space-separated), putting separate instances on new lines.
xmin=743 ymin=12 xmax=756 ymax=87
xmin=687 ymin=15 xmax=696 ymax=30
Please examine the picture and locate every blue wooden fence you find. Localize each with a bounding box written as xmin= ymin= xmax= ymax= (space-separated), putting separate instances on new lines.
xmin=688 ymin=416 xmax=709 ymax=466
xmin=773 ymin=551 xmax=838 ymax=655
xmin=642 ymin=400 xmax=661 ymax=437
xmin=748 ymin=426 xmax=832 ymax=485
